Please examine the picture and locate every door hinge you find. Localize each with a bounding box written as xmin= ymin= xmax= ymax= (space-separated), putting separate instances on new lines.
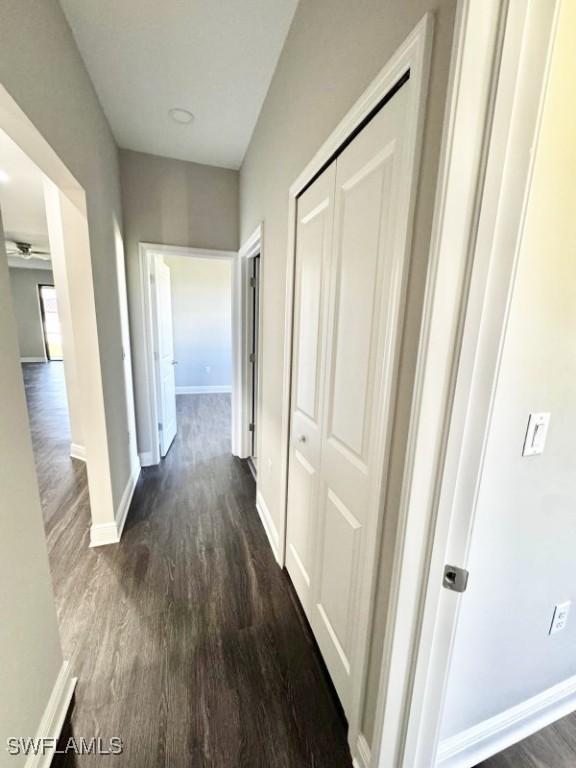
xmin=250 ymin=277 xmax=257 ymax=288
xmin=443 ymin=565 xmax=469 ymax=593
xmin=158 ymin=422 xmax=163 ymax=432
xmin=249 ymin=423 xmax=255 ymax=432
xmin=249 ymin=352 xmax=256 ymax=363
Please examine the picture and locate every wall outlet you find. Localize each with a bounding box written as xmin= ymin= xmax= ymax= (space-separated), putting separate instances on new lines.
xmin=550 ymin=601 xmax=571 ymax=635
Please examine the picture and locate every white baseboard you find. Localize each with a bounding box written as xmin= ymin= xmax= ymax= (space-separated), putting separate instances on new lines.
xmin=176 ymin=385 xmax=232 ymax=394
xmin=69 ymin=443 xmax=86 ymax=461
xmin=27 ymin=660 xmax=77 ymax=768
xmin=255 ymin=489 xmax=282 ymax=566
xmin=89 ymin=464 xmax=140 ymax=547
xmin=89 ymin=520 xmax=120 ymax=548
xmin=115 ymin=463 xmax=140 ymax=538
xmin=20 ymin=357 xmax=46 ymax=363
xmin=247 ymin=457 xmax=257 ymax=482
xmin=139 ymin=451 xmax=156 ymax=467
xmin=437 ymin=674 xmax=576 ymax=767
xmin=353 ymin=734 xmax=371 ymax=768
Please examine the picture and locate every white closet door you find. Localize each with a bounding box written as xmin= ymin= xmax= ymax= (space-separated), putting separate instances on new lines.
xmin=286 ymin=78 xmax=412 ymax=718
xmin=286 ymin=164 xmax=336 ymax=617
xmin=312 ymin=83 xmax=410 ymax=714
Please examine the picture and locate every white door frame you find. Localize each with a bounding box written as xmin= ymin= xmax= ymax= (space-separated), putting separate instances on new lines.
xmin=138 ymin=242 xmax=238 ymax=466
xmin=368 ymin=1 xmax=561 ymax=767
xmin=235 ymin=224 xmax=264 ymax=460
xmin=278 ymin=14 xmax=433 ymax=762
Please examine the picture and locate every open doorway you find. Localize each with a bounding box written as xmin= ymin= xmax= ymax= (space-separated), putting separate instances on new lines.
xmin=235 ymin=224 xmax=264 ymax=472
xmin=0 ymin=82 xmax=137 ymax=548
xmin=139 ymin=243 xmax=238 ymax=465
xmin=0 ymin=127 xmax=89 ymax=531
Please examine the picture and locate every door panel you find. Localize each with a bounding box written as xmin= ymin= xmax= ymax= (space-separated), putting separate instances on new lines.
xmin=286 ymin=164 xmax=336 ymax=615
xmin=317 ymin=489 xmax=361 ymax=664
xmin=311 ymin=83 xmax=410 ymax=716
xmin=328 ymin=151 xmax=394 ymax=459
xmin=154 ymin=257 xmax=177 ymax=456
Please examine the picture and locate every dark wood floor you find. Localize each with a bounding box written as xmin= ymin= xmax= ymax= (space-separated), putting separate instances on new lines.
xmin=23 ymin=362 xmax=352 ymax=767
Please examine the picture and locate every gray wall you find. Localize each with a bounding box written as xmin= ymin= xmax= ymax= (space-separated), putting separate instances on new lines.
xmin=0 ymin=218 xmax=63 ymax=768
xmin=441 ymin=1 xmax=576 ymax=739
xmin=165 ymin=255 xmax=232 ymax=390
xmin=238 ymin=0 xmax=457 ymax=746
xmin=119 ymin=149 xmax=239 ymax=452
xmin=8 ymin=267 xmax=54 ymax=359
xmin=0 ymin=0 xmax=133 ymax=508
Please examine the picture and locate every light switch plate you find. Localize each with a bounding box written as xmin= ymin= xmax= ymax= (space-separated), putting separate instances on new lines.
xmin=550 ymin=601 xmax=571 ymax=635
xmin=522 ymin=412 xmax=550 ymax=456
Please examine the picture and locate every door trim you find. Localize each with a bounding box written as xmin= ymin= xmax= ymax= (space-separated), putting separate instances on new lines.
xmin=138 ymin=243 xmax=237 ymax=466
xmin=235 ymin=223 xmax=264 ymax=460
xmin=278 ymin=12 xmax=434 ymax=760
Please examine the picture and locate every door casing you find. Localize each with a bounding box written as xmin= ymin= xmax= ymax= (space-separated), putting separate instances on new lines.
xmin=236 ymin=224 xmax=265 ymax=463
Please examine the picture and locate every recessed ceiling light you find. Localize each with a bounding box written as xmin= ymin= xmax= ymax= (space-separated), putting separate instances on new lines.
xmin=168 ymin=108 xmax=195 ymax=125
xmin=0 ymin=169 xmax=11 ymax=184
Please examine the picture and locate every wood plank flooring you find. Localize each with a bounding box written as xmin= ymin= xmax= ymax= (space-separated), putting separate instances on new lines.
xmin=22 ymin=362 xmax=352 ymax=767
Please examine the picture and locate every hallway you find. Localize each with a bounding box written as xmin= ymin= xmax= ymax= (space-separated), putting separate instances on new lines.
xmin=23 ymin=363 xmax=351 ymax=767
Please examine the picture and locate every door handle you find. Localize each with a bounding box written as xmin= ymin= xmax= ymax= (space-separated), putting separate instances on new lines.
xmin=171 ymin=360 xmax=178 ymax=365
xmin=297 ymin=435 xmax=307 ymax=444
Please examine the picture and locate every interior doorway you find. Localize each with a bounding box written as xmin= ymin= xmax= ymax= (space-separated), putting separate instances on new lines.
xmin=0 ymin=82 xmax=128 ymax=545
xmin=139 ymin=243 xmax=237 ymax=465
xmin=236 ymin=223 xmax=264 ymax=468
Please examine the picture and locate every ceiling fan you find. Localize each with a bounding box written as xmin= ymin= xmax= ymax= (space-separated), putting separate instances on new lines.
xmin=5 ymin=240 xmax=51 ymax=261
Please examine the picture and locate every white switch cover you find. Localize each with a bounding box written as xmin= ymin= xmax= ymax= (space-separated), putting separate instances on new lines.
xmin=550 ymin=601 xmax=571 ymax=635
xmin=522 ymin=412 xmax=550 ymax=456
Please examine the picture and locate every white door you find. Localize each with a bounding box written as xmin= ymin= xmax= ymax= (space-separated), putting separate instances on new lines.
xmin=286 ymin=164 xmax=336 ymax=615
xmin=286 ymin=80 xmax=412 ymax=717
xmin=153 ymin=256 xmax=177 ymax=456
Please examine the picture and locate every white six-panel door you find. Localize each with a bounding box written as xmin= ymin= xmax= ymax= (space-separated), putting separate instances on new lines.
xmin=153 ymin=256 xmax=177 ymax=456
xmin=286 ymin=80 xmax=411 ymax=718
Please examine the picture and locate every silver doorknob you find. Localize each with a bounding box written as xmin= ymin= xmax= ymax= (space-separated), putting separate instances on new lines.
xmin=171 ymin=360 xmax=178 ymax=365
xmin=298 ymin=435 xmax=307 ymax=444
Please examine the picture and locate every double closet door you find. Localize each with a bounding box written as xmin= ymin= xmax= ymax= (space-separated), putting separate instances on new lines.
xmin=285 ymin=78 xmax=412 ymax=718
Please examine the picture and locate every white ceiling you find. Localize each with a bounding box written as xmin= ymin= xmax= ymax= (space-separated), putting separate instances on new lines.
xmin=59 ymin=0 xmax=298 ymax=169
xmin=0 ymin=129 xmax=51 ymax=266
